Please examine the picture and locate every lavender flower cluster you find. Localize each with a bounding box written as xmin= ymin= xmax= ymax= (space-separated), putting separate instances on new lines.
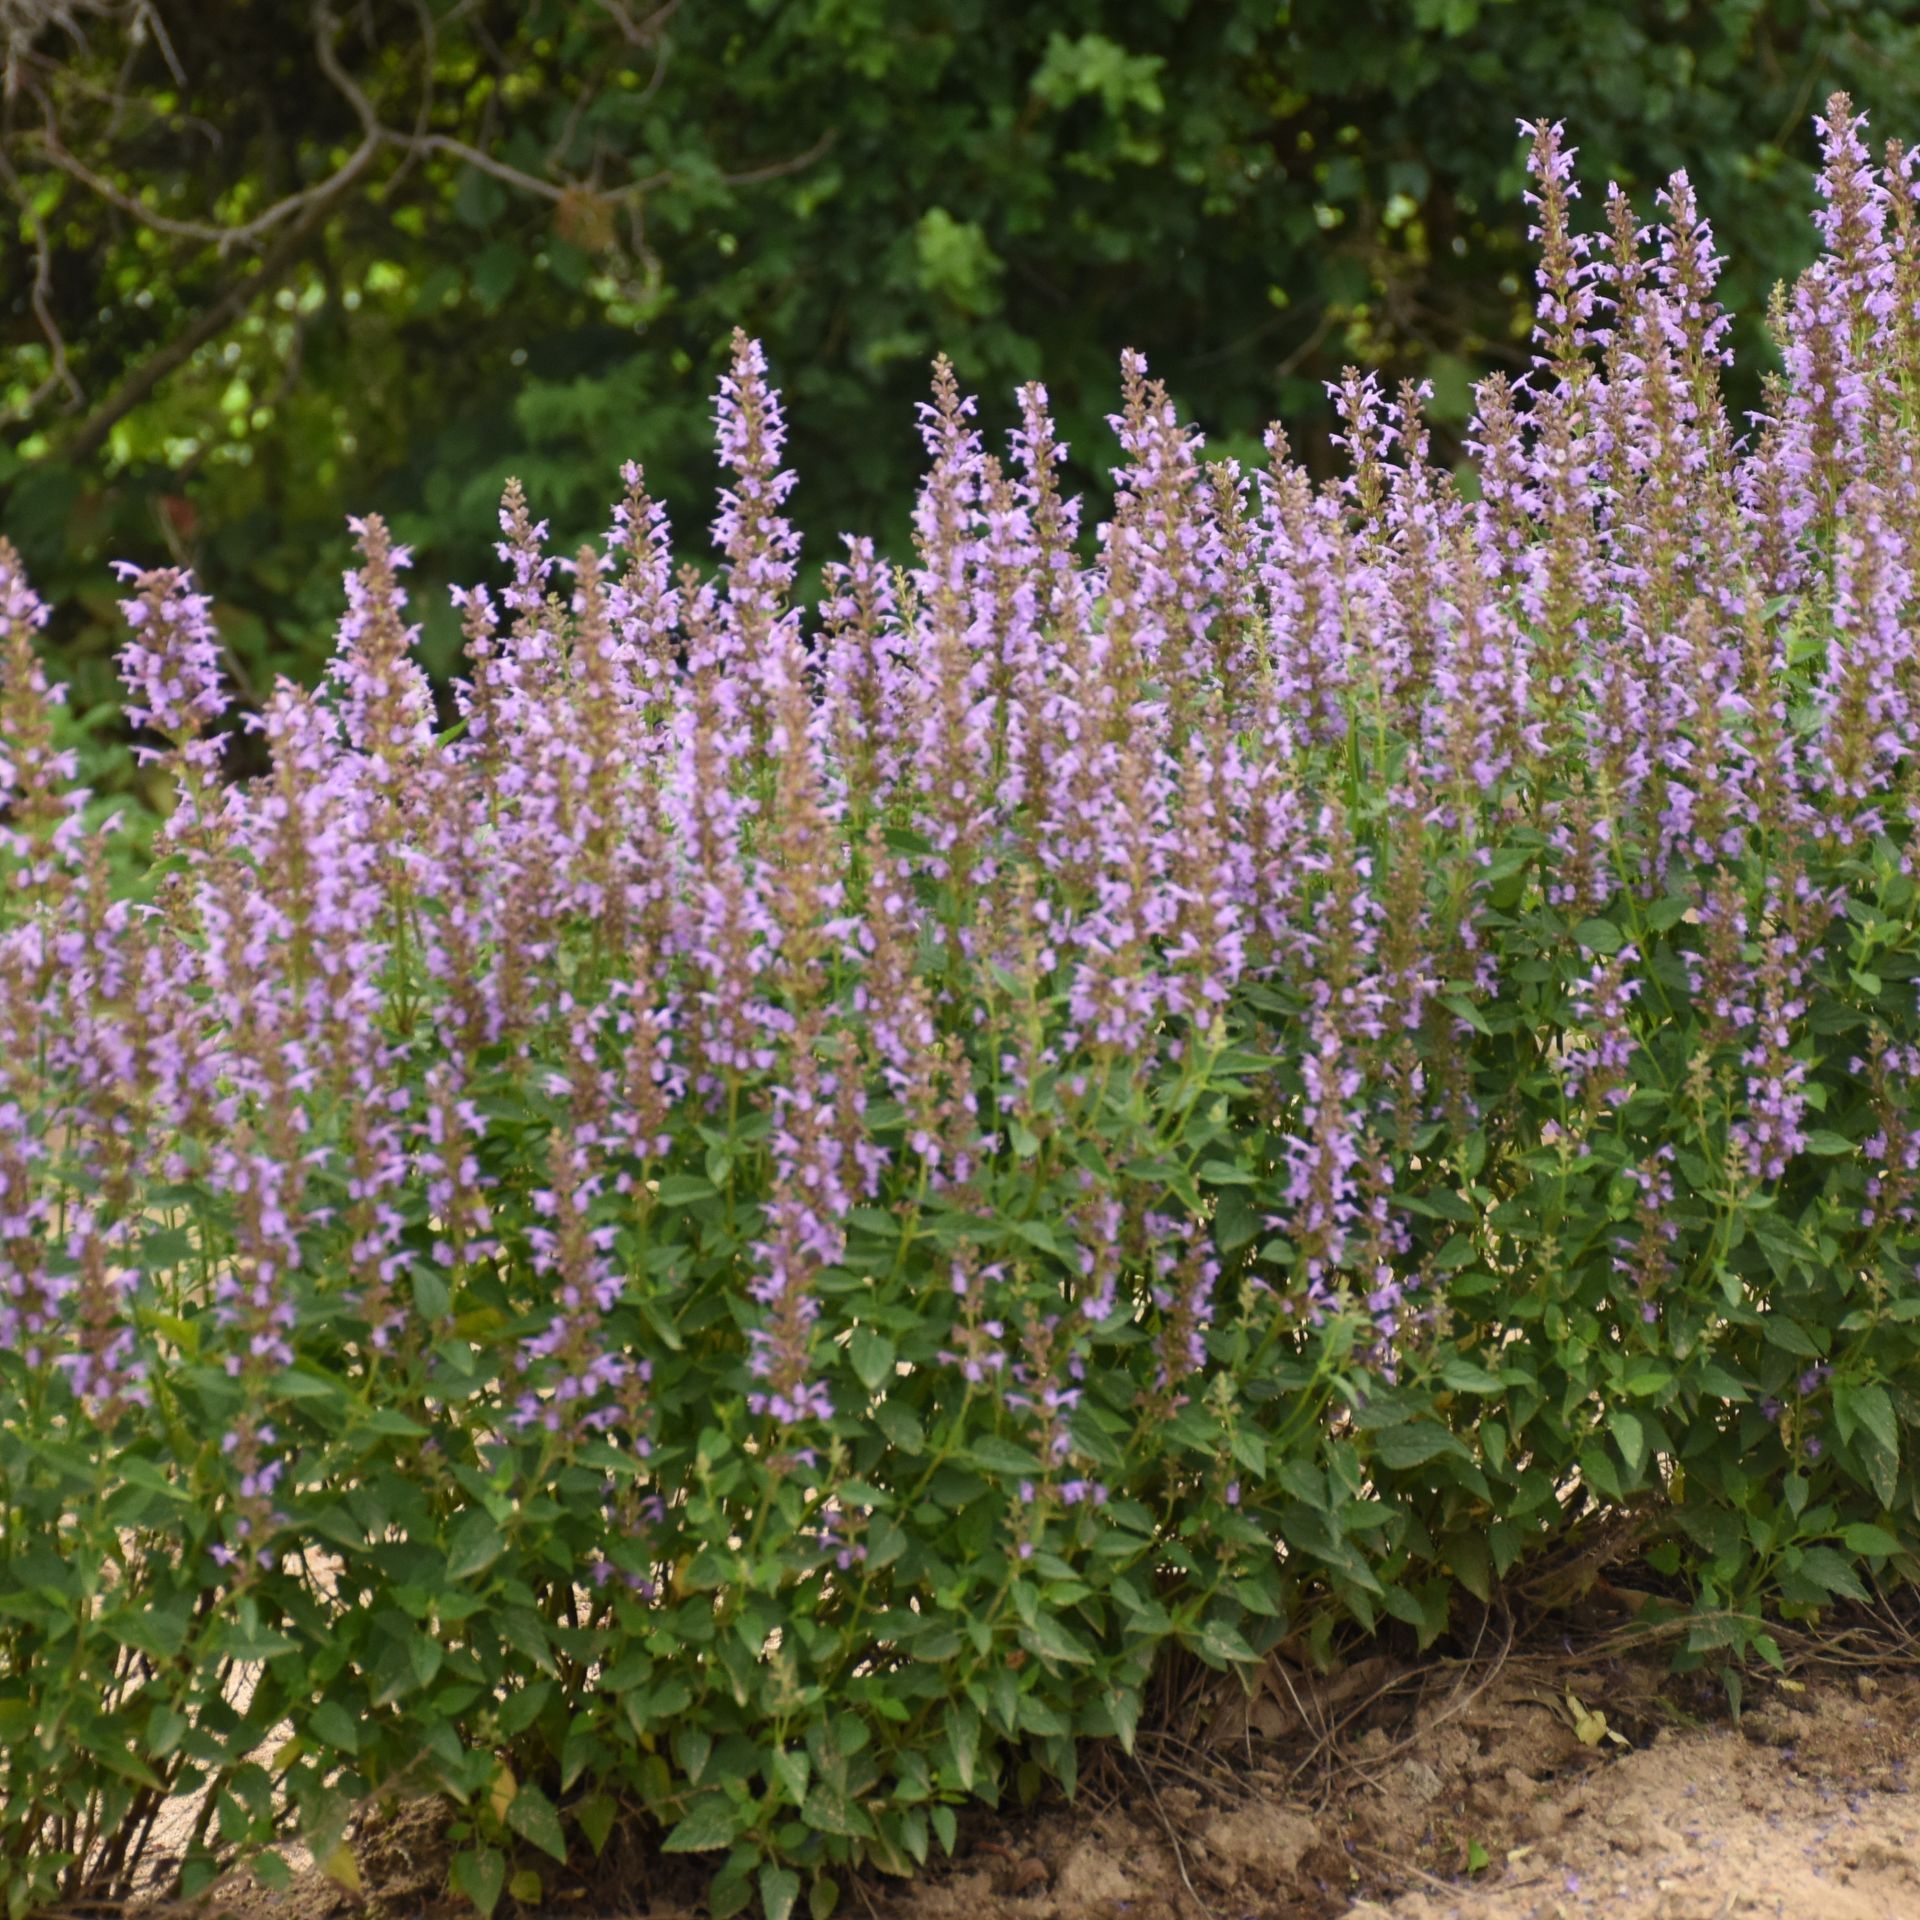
xmin=5 ymin=97 xmax=1920 ymax=1908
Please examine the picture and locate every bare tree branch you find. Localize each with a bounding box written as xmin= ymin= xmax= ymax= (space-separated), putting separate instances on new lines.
xmin=401 ymin=127 xmax=669 ymax=205
xmin=715 ymin=127 xmax=836 ymax=187
xmin=23 ymin=5 xmax=383 ymax=248
xmin=0 ymin=143 xmax=79 ymax=415
xmin=593 ymin=0 xmax=678 ymax=46
xmin=13 ymin=0 xmax=830 ymax=250
xmin=1 ymin=0 xmax=838 ymax=456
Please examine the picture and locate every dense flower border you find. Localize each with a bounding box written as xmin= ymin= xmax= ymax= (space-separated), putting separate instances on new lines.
xmin=4 ymin=96 xmax=1920 ymax=1920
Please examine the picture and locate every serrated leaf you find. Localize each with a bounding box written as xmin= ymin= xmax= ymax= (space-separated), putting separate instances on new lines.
xmin=1197 ymin=1620 xmax=1258 ymax=1667
xmin=1019 ymin=1610 xmax=1095 ymax=1665
xmin=1861 ymin=1432 xmax=1900 ymax=1510
xmin=447 ymin=1511 xmax=507 ymax=1582
xmin=804 ymin=1781 xmax=873 ymax=1838
xmin=662 ymin=1795 xmax=739 ymax=1853
xmin=761 ymin=1866 xmax=802 ymax=1920
xmin=1842 ymin=1382 xmax=1900 ymax=1459
xmin=1796 ymin=1546 xmax=1869 ymax=1603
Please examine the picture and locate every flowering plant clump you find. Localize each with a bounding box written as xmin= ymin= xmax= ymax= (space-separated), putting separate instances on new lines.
xmin=8 ymin=94 xmax=1920 ymax=1919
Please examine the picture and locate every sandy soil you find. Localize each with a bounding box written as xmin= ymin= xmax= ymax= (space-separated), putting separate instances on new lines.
xmin=190 ymin=1642 xmax=1920 ymax=1920
xmin=873 ymin=1655 xmax=1920 ymax=1920
xmin=1333 ymin=1675 xmax=1920 ymax=1920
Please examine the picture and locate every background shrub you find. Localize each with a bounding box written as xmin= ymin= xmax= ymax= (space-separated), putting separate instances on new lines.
xmin=6 ymin=95 xmax=1920 ymax=1919
xmin=6 ymin=2 xmax=1920 ymax=702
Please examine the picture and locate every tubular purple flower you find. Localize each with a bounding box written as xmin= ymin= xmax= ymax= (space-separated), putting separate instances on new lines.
xmin=115 ymin=565 xmax=230 ymax=774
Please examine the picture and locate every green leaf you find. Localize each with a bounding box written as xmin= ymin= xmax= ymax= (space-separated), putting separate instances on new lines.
xmin=1804 ymin=1130 xmax=1854 ymax=1156
xmin=772 ymin=1746 xmax=810 ymax=1806
xmin=1760 ymin=1316 xmax=1821 ymax=1358
xmin=1610 ymin=1408 xmax=1646 ymax=1478
xmin=1445 ymin=1534 xmax=1491 ymax=1603
xmin=411 ymin=1264 xmax=452 ymax=1321
xmin=1370 ymin=1422 xmax=1464 ymax=1470
xmin=656 ymin=1175 xmax=718 ymax=1207
xmin=1795 ymin=1546 xmax=1869 ymax=1603
xmin=1019 ymin=1610 xmax=1095 ymax=1665
xmin=970 ymin=1435 xmax=1044 ymax=1475
xmin=1860 ymin=1433 xmax=1900 ymax=1510
xmin=1839 ymin=1382 xmax=1900 ymax=1460
xmin=470 ymin=239 xmax=523 ymax=311
xmin=451 ymin=1846 xmax=505 ymax=1917
xmin=849 ymin=1327 xmax=897 ymax=1392
xmin=506 ymin=1783 xmax=567 ymax=1863
xmin=309 ymin=1701 xmax=361 ymax=1755
xmin=1197 ymin=1158 xmax=1254 ymax=1185
xmin=1841 ymin=1523 xmax=1902 ymax=1558
xmin=761 ymin=1867 xmax=802 ymax=1920
xmin=1573 ymin=917 xmax=1623 ymax=954
xmin=874 ymin=1399 xmax=924 ymax=1453
xmin=362 ymin=1406 xmax=429 ymax=1438
xmin=803 ymin=1782 xmax=873 ymax=1838
xmin=575 ymin=1792 xmax=616 ymax=1857
xmin=446 ymin=1511 xmax=507 ymax=1582
xmin=944 ymin=1702 xmax=980 ymax=1792
xmin=1439 ymin=1358 xmax=1505 ymax=1394
xmin=662 ymin=1795 xmax=740 ymax=1853
xmin=1006 ymin=1217 xmax=1067 ymax=1259
xmin=1196 ymin=1620 xmax=1258 ymax=1668
xmin=709 ymin=1863 xmax=754 ymax=1920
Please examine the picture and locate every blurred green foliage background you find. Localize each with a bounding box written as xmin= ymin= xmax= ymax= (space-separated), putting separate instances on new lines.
xmin=4 ymin=0 xmax=1917 ymax=708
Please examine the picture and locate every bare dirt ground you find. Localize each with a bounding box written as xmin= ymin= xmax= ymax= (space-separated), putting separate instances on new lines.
xmin=883 ymin=1652 xmax=1920 ymax=1920
xmin=195 ymin=1634 xmax=1920 ymax=1920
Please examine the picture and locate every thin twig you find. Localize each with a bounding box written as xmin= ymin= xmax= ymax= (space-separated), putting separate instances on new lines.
xmin=1352 ymin=1841 xmax=1470 ymax=1897
xmin=1132 ymin=1753 xmax=1219 ymax=1920
xmin=0 ymin=144 xmax=78 ymax=414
